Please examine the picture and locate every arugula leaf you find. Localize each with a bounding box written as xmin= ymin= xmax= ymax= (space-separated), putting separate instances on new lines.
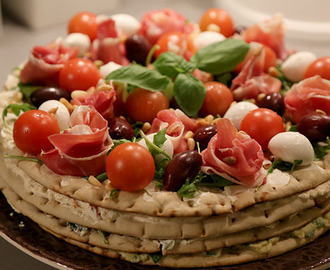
xmin=173 ymin=72 xmax=206 ymax=116
xmin=190 ymin=39 xmax=250 ymax=75
xmin=109 ymin=189 xmax=120 ymax=199
xmin=98 ymin=230 xmax=109 ymax=245
xmin=2 ymin=103 xmax=36 ymax=130
xmin=139 ymin=130 xmax=171 ymax=161
xmin=267 ymin=159 xmax=303 ymax=174
xmin=4 ymin=154 xmax=44 ymax=164
xmin=153 ymin=52 xmax=195 ymax=78
xmin=149 ymin=252 xmax=163 ymax=263
xmin=106 ymin=64 xmax=172 ymax=93
xmin=177 ymin=179 xmax=199 ymax=198
xmin=95 ymin=172 xmax=108 ymax=182
xmin=313 ymin=139 xmax=330 ymax=160
xmin=18 ymin=82 xmax=42 ymax=100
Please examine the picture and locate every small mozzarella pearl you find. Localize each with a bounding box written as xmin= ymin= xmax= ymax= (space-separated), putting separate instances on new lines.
xmin=193 ymin=31 xmax=226 ymax=51
xmin=138 ymin=133 xmax=174 ymax=159
xmin=100 ymin=61 xmax=122 ymax=79
xmin=223 ymin=101 xmax=259 ymax=129
xmin=39 ymin=100 xmax=70 ymax=131
xmin=281 ymin=51 xmax=317 ymax=82
xmin=63 ymin=33 xmax=91 ymax=56
xmin=111 ymin=13 xmax=141 ymax=37
xmin=268 ymin=132 xmax=314 ymax=165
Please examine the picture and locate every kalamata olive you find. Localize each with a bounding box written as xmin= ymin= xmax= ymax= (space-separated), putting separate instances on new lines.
xmin=30 ymin=87 xmax=71 ymax=108
xmin=194 ymin=124 xmax=217 ymax=150
xmin=258 ymin=92 xmax=285 ymax=116
xmin=163 ymin=150 xmax=203 ymax=192
xmin=125 ymin=34 xmax=151 ymax=65
xmin=297 ymin=113 xmax=330 ymax=141
xmin=108 ymin=117 xmax=134 ymax=140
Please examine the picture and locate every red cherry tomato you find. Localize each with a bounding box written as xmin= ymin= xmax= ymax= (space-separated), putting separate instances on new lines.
xmin=199 ymin=81 xmax=234 ymax=117
xmin=304 ymin=56 xmax=330 ymax=80
xmin=68 ymin=11 xmax=98 ymax=41
xmin=155 ymin=32 xmax=196 ymax=60
xmin=106 ymin=143 xmax=155 ymax=192
xmin=13 ymin=110 xmax=60 ymax=155
xmin=240 ymin=108 xmax=284 ymax=150
xmin=125 ymin=88 xmax=169 ymax=123
xmin=199 ymin=8 xmax=235 ymax=37
xmin=59 ymin=58 xmax=101 ymax=93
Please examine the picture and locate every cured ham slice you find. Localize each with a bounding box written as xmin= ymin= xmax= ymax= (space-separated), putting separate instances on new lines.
xmin=139 ymin=8 xmax=195 ymax=45
xmin=284 ymin=75 xmax=330 ymax=123
xmin=20 ymin=40 xmax=78 ymax=85
xmin=231 ymin=43 xmax=281 ymax=100
xmin=242 ymin=14 xmax=288 ymax=60
xmin=40 ymin=106 xmax=112 ymax=177
xmin=149 ymin=109 xmax=197 ymax=153
xmin=71 ymin=87 xmax=116 ymax=121
xmin=201 ymin=118 xmax=266 ymax=187
xmin=90 ymin=19 xmax=128 ymax=65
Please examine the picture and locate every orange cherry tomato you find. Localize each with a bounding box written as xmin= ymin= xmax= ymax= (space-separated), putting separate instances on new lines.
xmin=59 ymin=58 xmax=101 ymax=92
xmin=125 ymin=88 xmax=169 ymax=123
xmin=199 ymin=81 xmax=234 ymax=117
xmin=240 ymin=108 xmax=284 ymax=150
xmin=199 ymin=8 xmax=235 ymax=37
xmin=68 ymin=11 xmax=98 ymax=41
xmin=304 ymin=56 xmax=330 ymax=80
xmin=155 ymin=32 xmax=196 ymax=60
xmin=106 ymin=143 xmax=155 ymax=192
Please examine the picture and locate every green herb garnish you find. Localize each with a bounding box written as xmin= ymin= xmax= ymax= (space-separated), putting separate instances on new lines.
xmin=2 ymin=103 xmax=35 ymax=130
xmin=267 ymin=159 xmax=303 ymax=174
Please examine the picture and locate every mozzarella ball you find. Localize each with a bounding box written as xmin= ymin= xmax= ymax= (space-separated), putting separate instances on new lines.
xmin=268 ymin=132 xmax=314 ymax=165
xmin=63 ymin=33 xmax=91 ymax=56
xmin=194 ymin=31 xmax=226 ymax=51
xmin=281 ymin=51 xmax=317 ymax=82
xmin=138 ymin=133 xmax=174 ymax=159
xmin=111 ymin=13 xmax=141 ymax=37
xmin=223 ymin=101 xmax=259 ymax=129
xmin=39 ymin=100 xmax=70 ymax=131
xmin=100 ymin=61 xmax=122 ymax=79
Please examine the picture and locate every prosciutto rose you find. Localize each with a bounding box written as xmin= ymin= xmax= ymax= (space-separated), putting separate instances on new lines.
xmin=231 ymin=43 xmax=281 ymax=100
xmin=39 ymin=106 xmax=112 ymax=177
xmin=139 ymin=8 xmax=195 ymax=45
xmin=20 ymin=40 xmax=79 ymax=85
xmin=148 ymin=109 xmax=197 ymax=153
xmin=284 ymin=75 xmax=330 ymax=123
xmin=201 ymin=118 xmax=266 ymax=187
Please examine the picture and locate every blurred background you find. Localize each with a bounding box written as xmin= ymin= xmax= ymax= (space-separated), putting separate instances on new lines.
xmin=0 ymin=0 xmax=329 ymax=269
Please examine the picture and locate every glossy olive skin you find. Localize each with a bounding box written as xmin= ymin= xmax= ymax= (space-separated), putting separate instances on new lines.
xmin=108 ymin=117 xmax=134 ymax=140
xmin=163 ymin=150 xmax=203 ymax=191
xmin=297 ymin=113 xmax=330 ymax=142
xmin=194 ymin=124 xmax=217 ymax=151
xmin=125 ymin=34 xmax=151 ymax=65
xmin=30 ymin=87 xmax=71 ymax=108
xmin=258 ymin=92 xmax=285 ymax=116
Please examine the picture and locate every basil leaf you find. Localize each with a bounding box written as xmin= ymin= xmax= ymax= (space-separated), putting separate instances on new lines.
xmin=173 ymin=73 xmax=206 ymax=116
xmin=153 ymin=52 xmax=195 ymax=78
xmin=190 ymin=39 xmax=250 ymax=75
xmin=106 ymin=64 xmax=171 ymax=92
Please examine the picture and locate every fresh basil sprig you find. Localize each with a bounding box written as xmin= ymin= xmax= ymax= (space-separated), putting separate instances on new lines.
xmin=106 ymin=64 xmax=171 ymax=93
xmin=190 ymin=39 xmax=250 ymax=75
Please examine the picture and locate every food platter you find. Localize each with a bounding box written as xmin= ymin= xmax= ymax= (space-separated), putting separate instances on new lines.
xmin=0 ymin=192 xmax=329 ymax=270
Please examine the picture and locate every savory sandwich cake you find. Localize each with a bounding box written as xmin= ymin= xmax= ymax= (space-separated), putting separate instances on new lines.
xmin=0 ymin=7 xmax=329 ymax=268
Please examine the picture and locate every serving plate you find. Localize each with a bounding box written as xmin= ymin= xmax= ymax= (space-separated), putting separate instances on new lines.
xmin=0 ymin=191 xmax=329 ymax=270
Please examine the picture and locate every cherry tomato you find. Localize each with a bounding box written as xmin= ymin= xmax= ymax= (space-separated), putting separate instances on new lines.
xmin=155 ymin=32 xmax=196 ymax=60
xmin=59 ymin=58 xmax=101 ymax=92
xmin=13 ymin=110 xmax=60 ymax=155
xmin=68 ymin=11 xmax=98 ymax=41
xmin=199 ymin=8 xmax=235 ymax=37
xmin=125 ymin=88 xmax=169 ymax=123
xmin=199 ymin=81 xmax=234 ymax=117
xmin=106 ymin=143 xmax=155 ymax=192
xmin=304 ymin=57 xmax=330 ymax=80
xmin=240 ymin=108 xmax=284 ymax=150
